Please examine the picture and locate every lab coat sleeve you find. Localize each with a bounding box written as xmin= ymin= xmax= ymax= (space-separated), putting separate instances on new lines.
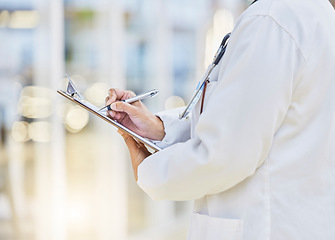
xmin=137 ymin=15 xmax=305 ymax=201
xmin=153 ymin=107 xmax=191 ymax=149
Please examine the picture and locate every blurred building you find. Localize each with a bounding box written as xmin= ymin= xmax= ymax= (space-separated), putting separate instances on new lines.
xmin=0 ymin=0 xmax=334 ymax=240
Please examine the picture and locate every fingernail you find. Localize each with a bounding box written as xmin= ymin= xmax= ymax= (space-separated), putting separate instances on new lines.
xmin=111 ymin=103 xmax=117 ymax=110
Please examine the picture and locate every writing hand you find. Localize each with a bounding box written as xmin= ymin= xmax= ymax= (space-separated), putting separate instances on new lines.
xmin=105 ymin=88 xmax=165 ymax=141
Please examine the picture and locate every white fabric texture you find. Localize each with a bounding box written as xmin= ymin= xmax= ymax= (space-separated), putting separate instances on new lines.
xmin=154 ymin=107 xmax=191 ymax=149
xmin=137 ymin=0 xmax=335 ymax=239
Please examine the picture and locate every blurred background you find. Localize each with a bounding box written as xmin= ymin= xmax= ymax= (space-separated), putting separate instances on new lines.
xmin=0 ymin=0 xmax=334 ymax=240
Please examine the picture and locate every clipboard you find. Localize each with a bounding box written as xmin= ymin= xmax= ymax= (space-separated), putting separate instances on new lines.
xmin=57 ymin=79 xmax=162 ymax=152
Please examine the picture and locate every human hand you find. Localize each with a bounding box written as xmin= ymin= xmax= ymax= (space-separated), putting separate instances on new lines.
xmin=117 ymin=130 xmax=151 ymax=181
xmin=105 ymin=88 xmax=165 ymax=141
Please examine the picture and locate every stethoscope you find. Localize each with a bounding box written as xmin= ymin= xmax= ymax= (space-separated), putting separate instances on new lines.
xmin=179 ymin=0 xmax=258 ymax=119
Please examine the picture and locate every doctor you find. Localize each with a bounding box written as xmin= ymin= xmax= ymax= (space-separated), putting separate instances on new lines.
xmin=105 ymin=0 xmax=335 ymax=239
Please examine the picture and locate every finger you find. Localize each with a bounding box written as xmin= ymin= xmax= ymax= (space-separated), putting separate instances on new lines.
xmin=107 ymin=110 xmax=115 ymax=118
xmin=122 ymin=91 xmax=136 ymax=101
xmin=110 ymin=101 xmax=138 ymax=117
xmin=118 ymin=131 xmax=150 ymax=157
xmin=113 ymin=111 xmax=124 ymax=120
xmin=106 ymin=88 xmax=128 ymax=105
xmin=140 ymin=141 xmax=152 ymax=152
xmin=118 ymin=130 xmax=142 ymax=149
xmin=137 ymin=141 xmax=150 ymax=154
xmin=137 ymin=140 xmax=146 ymax=149
xmin=106 ymin=89 xmax=117 ymax=105
xmin=120 ymin=132 xmax=141 ymax=151
xmin=105 ymin=96 xmax=110 ymax=105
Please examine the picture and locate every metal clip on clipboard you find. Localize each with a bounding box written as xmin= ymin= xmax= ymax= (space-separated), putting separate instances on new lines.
xmin=57 ymin=75 xmax=162 ymax=152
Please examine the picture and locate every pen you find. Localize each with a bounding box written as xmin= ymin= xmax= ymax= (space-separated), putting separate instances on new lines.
xmin=98 ymin=89 xmax=159 ymax=112
xmin=179 ymin=33 xmax=231 ymax=119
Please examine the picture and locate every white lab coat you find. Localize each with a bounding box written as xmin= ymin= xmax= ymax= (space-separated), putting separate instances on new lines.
xmin=137 ymin=0 xmax=335 ymax=239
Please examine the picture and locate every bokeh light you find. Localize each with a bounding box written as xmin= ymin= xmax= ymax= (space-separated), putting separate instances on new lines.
xmin=0 ymin=10 xmax=10 ymax=28
xmin=65 ymin=106 xmax=89 ymax=133
xmin=84 ymin=82 xmax=109 ymax=106
xmin=11 ymin=121 xmax=30 ymax=142
xmin=165 ymin=96 xmax=185 ymax=110
xmin=7 ymin=10 xmax=40 ymax=29
xmin=18 ymin=86 xmax=52 ymax=119
xmin=28 ymin=121 xmax=51 ymax=142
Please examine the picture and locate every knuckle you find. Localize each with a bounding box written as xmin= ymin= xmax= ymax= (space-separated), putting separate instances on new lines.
xmin=127 ymin=90 xmax=136 ymax=98
xmin=108 ymin=88 xmax=117 ymax=96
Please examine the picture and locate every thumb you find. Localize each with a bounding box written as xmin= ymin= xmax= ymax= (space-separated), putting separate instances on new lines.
xmin=118 ymin=130 xmax=148 ymax=154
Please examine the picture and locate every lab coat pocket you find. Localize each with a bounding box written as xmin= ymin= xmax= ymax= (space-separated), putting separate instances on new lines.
xmin=188 ymin=213 xmax=243 ymax=240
